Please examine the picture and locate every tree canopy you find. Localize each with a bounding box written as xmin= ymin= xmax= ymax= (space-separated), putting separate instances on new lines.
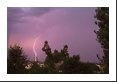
xmin=7 ymin=44 xmax=28 ymax=74
xmin=94 ymin=7 xmax=109 ymax=73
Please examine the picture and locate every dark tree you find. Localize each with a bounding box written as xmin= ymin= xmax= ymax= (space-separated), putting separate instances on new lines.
xmin=62 ymin=55 xmax=80 ymax=74
xmin=42 ymin=41 xmax=99 ymax=74
xmin=61 ymin=45 xmax=69 ymax=57
xmin=94 ymin=7 xmax=109 ymax=73
xmin=7 ymin=44 xmax=28 ymax=74
xmin=42 ymin=40 xmax=52 ymax=56
xmin=42 ymin=41 xmax=70 ymax=73
xmin=42 ymin=41 xmax=55 ymax=70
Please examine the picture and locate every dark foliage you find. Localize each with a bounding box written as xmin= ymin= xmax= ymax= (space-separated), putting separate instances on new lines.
xmin=7 ymin=42 xmax=100 ymax=74
xmin=42 ymin=41 xmax=99 ymax=74
xmin=94 ymin=7 xmax=109 ymax=73
xmin=7 ymin=44 xmax=28 ymax=74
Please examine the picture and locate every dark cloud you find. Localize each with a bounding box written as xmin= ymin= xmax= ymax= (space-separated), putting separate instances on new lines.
xmin=7 ymin=7 xmax=56 ymax=37
xmin=7 ymin=7 xmax=55 ymax=23
xmin=7 ymin=7 xmax=24 ymax=23
xmin=23 ymin=7 xmax=55 ymax=16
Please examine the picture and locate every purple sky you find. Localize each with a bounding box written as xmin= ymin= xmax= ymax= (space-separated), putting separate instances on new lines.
xmin=7 ymin=7 xmax=103 ymax=63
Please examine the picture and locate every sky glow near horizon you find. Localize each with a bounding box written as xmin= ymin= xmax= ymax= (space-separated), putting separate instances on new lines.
xmin=7 ymin=7 xmax=103 ymax=62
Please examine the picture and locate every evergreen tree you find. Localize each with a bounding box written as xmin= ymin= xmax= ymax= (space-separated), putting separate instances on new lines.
xmin=94 ymin=7 xmax=109 ymax=73
xmin=7 ymin=44 xmax=28 ymax=74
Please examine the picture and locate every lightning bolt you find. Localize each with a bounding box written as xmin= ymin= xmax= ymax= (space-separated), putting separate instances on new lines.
xmin=33 ymin=37 xmax=38 ymax=62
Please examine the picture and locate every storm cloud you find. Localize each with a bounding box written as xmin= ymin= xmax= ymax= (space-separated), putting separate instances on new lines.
xmin=7 ymin=7 xmax=103 ymax=62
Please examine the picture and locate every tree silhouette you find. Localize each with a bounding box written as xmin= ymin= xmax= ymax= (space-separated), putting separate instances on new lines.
xmin=42 ymin=41 xmax=70 ymax=73
xmin=7 ymin=41 xmax=100 ymax=74
xmin=94 ymin=7 xmax=109 ymax=73
xmin=41 ymin=41 xmax=98 ymax=74
xmin=60 ymin=45 xmax=69 ymax=57
xmin=7 ymin=44 xmax=28 ymax=74
xmin=42 ymin=41 xmax=55 ymax=72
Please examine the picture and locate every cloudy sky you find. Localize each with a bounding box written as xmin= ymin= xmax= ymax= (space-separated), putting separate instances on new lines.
xmin=7 ymin=7 xmax=103 ymax=62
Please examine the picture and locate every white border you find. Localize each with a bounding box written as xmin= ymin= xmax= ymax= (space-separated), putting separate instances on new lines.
xmin=0 ymin=0 xmax=116 ymax=81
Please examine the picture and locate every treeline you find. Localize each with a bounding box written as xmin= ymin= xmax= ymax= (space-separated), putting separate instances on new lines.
xmin=7 ymin=43 xmax=99 ymax=74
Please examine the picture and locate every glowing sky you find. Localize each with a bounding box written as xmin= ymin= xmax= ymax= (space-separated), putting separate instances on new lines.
xmin=7 ymin=7 xmax=103 ymax=62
